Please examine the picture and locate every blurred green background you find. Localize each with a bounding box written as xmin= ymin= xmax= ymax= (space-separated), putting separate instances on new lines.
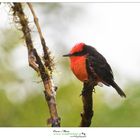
xmin=0 ymin=3 xmax=140 ymax=127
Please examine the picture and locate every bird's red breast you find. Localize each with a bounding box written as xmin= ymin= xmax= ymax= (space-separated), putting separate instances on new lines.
xmin=70 ymin=55 xmax=88 ymax=82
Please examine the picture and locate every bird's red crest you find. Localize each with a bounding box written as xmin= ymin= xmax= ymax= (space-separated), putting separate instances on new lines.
xmin=70 ymin=43 xmax=85 ymax=54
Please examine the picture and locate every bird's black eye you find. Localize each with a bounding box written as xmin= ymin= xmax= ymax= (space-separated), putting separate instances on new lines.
xmin=72 ymin=48 xmax=87 ymax=56
xmin=72 ymin=51 xmax=85 ymax=56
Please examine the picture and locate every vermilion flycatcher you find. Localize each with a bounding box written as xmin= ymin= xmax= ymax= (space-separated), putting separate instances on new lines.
xmin=63 ymin=43 xmax=126 ymax=97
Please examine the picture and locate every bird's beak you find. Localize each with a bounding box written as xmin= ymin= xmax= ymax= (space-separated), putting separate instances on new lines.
xmin=63 ymin=53 xmax=73 ymax=57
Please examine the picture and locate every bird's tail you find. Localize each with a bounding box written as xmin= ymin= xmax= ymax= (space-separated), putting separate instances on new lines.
xmin=111 ymin=81 xmax=126 ymax=98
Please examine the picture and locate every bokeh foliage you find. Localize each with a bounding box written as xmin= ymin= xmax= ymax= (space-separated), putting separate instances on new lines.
xmin=1 ymin=80 xmax=140 ymax=127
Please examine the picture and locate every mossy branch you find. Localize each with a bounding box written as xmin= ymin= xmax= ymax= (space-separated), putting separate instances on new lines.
xmin=12 ymin=3 xmax=60 ymax=127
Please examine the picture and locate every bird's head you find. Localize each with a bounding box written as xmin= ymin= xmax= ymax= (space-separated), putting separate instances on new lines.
xmin=63 ymin=43 xmax=87 ymax=57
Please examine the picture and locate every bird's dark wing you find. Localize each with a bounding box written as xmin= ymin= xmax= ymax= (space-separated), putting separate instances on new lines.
xmin=85 ymin=45 xmax=114 ymax=85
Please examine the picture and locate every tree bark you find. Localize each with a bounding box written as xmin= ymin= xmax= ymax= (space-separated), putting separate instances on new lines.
xmin=80 ymin=82 xmax=94 ymax=127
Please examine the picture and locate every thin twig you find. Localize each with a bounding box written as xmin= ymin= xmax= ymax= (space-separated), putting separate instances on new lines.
xmin=80 ymin=82 xmax=94 ymax=127
xmin=27 ymin=3 xmax=54 ymax=73
xmin=12 ymin=3 xmax=60 ymax=127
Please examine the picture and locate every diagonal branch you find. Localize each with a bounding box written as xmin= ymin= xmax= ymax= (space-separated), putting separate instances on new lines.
xmin=12 ymin=3 xmax=60 ymax=127
xmin=32 ymin=48 xmax=60 ymax=127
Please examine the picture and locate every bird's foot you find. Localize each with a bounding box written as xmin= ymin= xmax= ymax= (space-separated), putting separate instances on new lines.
xmin=80 ymin=89 xmax=86 ymax=96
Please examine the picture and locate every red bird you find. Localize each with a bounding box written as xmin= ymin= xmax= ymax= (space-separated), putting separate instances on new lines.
xmin=63 ymin=43 xmax=126 ymax=97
